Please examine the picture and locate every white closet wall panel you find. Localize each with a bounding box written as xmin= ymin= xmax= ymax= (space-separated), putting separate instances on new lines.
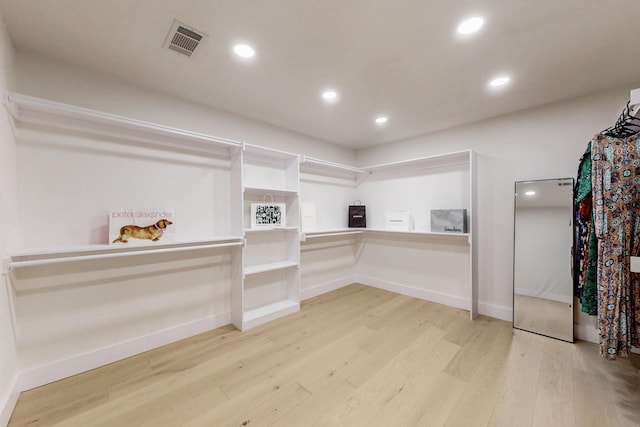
xmin=356 ymin=234 xmax=471 ymax=309
xmin=356 ymin=166 xmax=470 ymax=232
xmin=13 ymin=248 xmax=232 ymax=373
xmin=15 ymin=127 xmax=231 ymax=250
xmin=300 ymin=236 xmax=359 ymax=298
xmin=299 ymin=176 xmax=358 ymax=230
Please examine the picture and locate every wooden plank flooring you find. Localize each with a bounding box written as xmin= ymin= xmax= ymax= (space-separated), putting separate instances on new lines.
xmin=8 ymin=284 xmax=640 ymax=426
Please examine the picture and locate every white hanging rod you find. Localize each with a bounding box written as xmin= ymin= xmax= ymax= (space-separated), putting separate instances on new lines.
xmin=301 ymin=230 xmax=364 ymax=241
xmin=5 ymin=241 xmax=244 ymax=271
xmin=4 ymin=92 xmax=243 ymax=154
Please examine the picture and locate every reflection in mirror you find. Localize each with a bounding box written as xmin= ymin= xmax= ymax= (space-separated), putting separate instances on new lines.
xmin=513 ymin=178 xmax=574 ymax=342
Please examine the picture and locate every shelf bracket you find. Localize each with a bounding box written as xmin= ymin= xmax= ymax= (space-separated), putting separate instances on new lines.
xmin=1 ymin=257 xmax=10 ymax=275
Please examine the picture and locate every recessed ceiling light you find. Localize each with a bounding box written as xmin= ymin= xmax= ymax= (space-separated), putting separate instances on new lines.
xmin=375 ymin=116 xmax=388 ymax=124
xmin=489 ymin=75 xmax=511 ymax=88
xmin=457 ymin=16 xmax=484 ymax=35
xmin=322 ymin=90 xmax=338 ymax=101
xmin=525 ymin=191 xmax=536 ymax=196
xmin=233 ymin=43 xmax=255 ymax=58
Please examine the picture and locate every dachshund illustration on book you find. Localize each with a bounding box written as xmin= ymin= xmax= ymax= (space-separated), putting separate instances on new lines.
xmin=112 ymin=219 xmax=173 ymax=243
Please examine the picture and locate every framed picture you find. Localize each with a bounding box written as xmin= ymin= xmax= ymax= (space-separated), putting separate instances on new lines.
xmin=251 ymin=203 xmax=286 ymax=228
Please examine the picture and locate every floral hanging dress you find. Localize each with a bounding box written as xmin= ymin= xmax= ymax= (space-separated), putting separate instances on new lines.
xmin=591 ymin=133 xmax=640 ymax=359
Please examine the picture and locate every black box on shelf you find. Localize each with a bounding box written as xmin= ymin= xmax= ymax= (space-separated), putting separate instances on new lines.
xmin=348 ymin=203 xmax=366 ymax=228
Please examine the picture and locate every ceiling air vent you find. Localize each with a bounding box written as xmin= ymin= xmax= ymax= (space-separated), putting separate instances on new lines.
xmin=164 ymin=21 xmax=206 ymax=57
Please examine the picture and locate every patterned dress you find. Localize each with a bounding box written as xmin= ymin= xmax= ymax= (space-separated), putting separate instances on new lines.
xmin=574 ymin=143 xmax=598 ymax=315
xmin=591 ymin=133 xmax=640 ymax=359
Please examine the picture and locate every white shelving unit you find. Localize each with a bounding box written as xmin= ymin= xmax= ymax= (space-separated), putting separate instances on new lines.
xmin=298 ymin=149 xmax=478 ymax=319
xmin=5 ymin=92 xmax=478 ymax=338
xmin=3 ymin=93 xmax=245 ymax=270
xmin=232 ymin=144 xmax=301 ymax=330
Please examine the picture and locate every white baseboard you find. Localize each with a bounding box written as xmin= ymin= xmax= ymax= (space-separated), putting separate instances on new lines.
xmin=0 ymin=373 xmax=19 ymax=427
xmin=300 ymin=275 xmax=356 ymax=301
xmin=356 ymin=275 xmax=469 ymax=311
xmin=17 ymin=312 xmax=231 ymax=393
xmin=478 ymin=301 xmax=512 ymax=322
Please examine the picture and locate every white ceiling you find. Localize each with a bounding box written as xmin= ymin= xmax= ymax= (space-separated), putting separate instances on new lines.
xmin=0 ymin=0 xmax=639 ymax=149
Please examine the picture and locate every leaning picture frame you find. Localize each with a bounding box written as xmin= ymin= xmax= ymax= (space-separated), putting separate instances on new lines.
xmin=251 ymin=203 xmax=287 ymax=228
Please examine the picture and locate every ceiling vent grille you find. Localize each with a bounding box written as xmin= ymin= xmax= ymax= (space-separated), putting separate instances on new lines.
xmin=164 ymin=21 xmax=205 ymax=57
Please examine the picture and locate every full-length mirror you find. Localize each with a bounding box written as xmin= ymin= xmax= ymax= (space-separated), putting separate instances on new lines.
xmin=513 ymin=178 xmax=574 ymax=342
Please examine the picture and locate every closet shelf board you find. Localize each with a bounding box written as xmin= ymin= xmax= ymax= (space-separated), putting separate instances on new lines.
xmin=243 ymin=260 xmax=299 ymax=276
xmin=243 ymin=143 xmax=299 ymax=162
xmin=245 ymin=227 xmax=299 ymax=234
xmin=3 ymin=236 xmax=244 ymax=273
xmin=4 ymin=92 xmax=242 ymax=156
xmin=243 ymin=186 xmax=298 ymax=197
xmin=300 ymin=156 xmax=369 ymax=182
xmin=364 ymin=150 xmax=471 ymax=175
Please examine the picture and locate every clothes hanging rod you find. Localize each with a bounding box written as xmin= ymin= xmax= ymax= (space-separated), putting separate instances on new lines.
xmin=4 ymin=241 xmax=244 ymax=271
xmin=301 ymin=230 xmax=364 ymax=240
xmin=3 ymin=92 xmax=243 ymax=154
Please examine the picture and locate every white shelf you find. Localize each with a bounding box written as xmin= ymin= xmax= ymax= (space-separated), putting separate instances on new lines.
xmin=245 ymin=227 xmax=299 ymax=234
xmin=243 ymin=299 xmax=300 ymax=329
xmin=4 ymin=92 xmax=242 ymax=156
xmin=366 ymin=229 xmax=470 ymax=238
xmin=3 ymin=236 xmax=245 ymax=273
xmin=243 ymin=260 xmax=299 ymax=276
xmin=300 ymin=156 xmax=369 ymax=182
xmin=244 ymin=186 xmax=298 ymax=197
xmin=365 ymin=150 xmax=471 ymax=175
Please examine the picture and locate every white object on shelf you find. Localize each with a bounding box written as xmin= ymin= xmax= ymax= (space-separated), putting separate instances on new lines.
xmin=300 ymin=202 xmax=317 ymax=231
xmin=384 ymin=211 xmax=413 ymax=231
xmin=4 ymin=92 xmax=242 ymax=156
xmin=250 ymin=202 xmax=287 ymax=228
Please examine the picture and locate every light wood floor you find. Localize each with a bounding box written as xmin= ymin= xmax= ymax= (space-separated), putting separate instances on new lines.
xmin=9 ymin=284 xmax=640 ymax=427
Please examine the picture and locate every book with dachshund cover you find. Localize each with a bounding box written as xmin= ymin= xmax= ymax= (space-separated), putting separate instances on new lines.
xmin=109 ymin=208 xmax=175 ymax=245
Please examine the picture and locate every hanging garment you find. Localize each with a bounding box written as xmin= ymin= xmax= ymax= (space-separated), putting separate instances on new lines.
xmin=574 ymin=143 xmax=597 ymax=315
xmin=591 ymin=133 xmax=640 ymax=359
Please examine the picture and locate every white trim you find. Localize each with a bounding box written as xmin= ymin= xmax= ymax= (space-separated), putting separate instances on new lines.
xmin=300 ymin=276 xmax=356 ymax=300
xmin=356 ymin=274 xmax=469 ymax=311
xmin=16 ymin=312 xmax=230 ymax=392
xmin=0 ymin=373 xmax=20 ymax=427
xmin=478 ymin=301 xmax=512 ymax=322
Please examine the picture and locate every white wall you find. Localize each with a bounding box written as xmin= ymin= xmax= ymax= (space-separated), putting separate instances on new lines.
xmin=356 ymin=86 xmax=635 ymax=333
xmin=0 ymin=13 xmax=19 ymax=427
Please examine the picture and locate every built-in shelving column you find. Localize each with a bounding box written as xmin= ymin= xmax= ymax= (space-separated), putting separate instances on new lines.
xmin=239 ymin=144 xmax=300 ymax=330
